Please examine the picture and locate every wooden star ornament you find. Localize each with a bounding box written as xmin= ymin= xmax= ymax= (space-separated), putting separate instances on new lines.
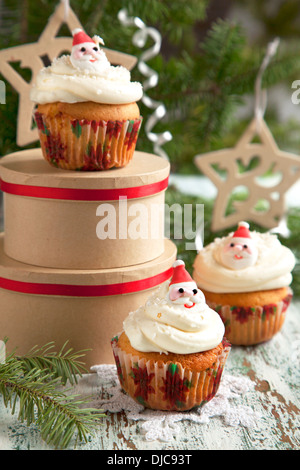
xmin=194 ymin=118 xmax=300 ymax=232
xmin=0 ymin=2 xmax=138 ymax=147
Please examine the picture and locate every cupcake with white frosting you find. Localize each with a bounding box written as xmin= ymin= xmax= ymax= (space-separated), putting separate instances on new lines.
xmin=193 ymin=221 xmax=295 ymax=345
xmin=111 ymin=260 xmax=230 ymax=411
xmin=31 ymin=29 xmax=143 ymax=171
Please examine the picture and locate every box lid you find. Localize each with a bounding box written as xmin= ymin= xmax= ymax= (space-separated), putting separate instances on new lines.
xmin=0 ymin=234 xmax=176 ymax=296
xmin=0 ymin=149 xmax=170 ymax=201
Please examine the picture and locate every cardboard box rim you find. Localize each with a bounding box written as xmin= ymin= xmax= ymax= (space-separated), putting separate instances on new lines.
xmin=0 ymin=149 xmax=170 ymax=189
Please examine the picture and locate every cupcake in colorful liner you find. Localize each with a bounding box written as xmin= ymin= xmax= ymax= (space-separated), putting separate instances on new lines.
xmin=111 ymin=260 xmax=230 ymax=411
xmin=193 ymin=221 xmax=296 ymax=346
xmin=30 ymin=29 xmax=143 ymax=171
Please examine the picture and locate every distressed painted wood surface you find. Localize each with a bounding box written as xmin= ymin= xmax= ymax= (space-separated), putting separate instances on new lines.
xmin=0 ymin=301 xmax=299 ymax=451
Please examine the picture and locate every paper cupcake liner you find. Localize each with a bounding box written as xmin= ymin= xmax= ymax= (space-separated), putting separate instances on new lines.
xmin=34 ymin=111 xmax=142 ymax=171
xmin=111 ymin=334 xmax=231 ymax=411
xmin=208 ymin=288 xmax=293 ymax=346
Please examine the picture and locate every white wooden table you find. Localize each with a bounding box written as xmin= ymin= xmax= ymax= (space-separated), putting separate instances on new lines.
xmin=0 ymin=302 xmax=299 ymax=451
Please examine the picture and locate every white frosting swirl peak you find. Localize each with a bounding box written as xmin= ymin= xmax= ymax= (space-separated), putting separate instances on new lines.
xmin=123 ymin=282 xmax=225 ymax=354
xmin=30 ymin=54 xmax=143 ymax=105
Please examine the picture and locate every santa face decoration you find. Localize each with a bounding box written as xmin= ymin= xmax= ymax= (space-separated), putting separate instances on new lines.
xmin=168 ymin=260 xmax=205 ymax=307
xmin=220 ymin=221 xmax=258 ymax=270
xmin=70 ymin=29 xmax=110 ymax=72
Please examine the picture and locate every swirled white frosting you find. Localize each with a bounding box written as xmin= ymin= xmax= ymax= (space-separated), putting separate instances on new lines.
xmin=193 ymin=231 xmax=296 ymax=293
xmin=123 ymin=282 xmax=225 ymax=354
xmin=30 ymin=54 xmax=143 ymax=105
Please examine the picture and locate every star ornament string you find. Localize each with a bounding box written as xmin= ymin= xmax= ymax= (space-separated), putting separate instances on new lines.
xmin=254 ymin=37 xmax=280 ymax=131
xmin=118 ymin=8 xmax=172 ymax=160
xmin=61 ymin=0 xmax=70 ymax=21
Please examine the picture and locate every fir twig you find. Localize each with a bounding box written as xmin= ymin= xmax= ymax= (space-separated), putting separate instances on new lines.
xmin=0 ymin=343 xmax=105 ymax=449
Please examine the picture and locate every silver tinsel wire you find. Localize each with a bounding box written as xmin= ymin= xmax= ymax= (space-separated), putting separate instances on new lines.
xmin=118 ymin=8 xmax=172 ymax=160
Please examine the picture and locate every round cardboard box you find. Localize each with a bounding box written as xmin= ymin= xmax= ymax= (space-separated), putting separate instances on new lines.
xmin=0 ymin=149 xmax=170 ymax=270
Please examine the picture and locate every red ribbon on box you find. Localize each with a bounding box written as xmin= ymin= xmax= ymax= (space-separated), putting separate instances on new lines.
xmin=0 ymin=176 xmax=169 ymax=201
xmin=0 ymin=267 xmax=173 ymax=297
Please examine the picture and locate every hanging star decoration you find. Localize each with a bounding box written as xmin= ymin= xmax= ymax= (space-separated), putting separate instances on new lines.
xmin=0 ymin=2 xmax=138 ymax=147
xmin=194 ymin=117 xmax=300 ymax=232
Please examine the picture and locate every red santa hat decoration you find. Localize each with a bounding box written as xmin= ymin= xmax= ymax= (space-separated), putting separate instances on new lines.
xmin=72 ymin=28 xmax=104 ymax=48
xmin=232 ymin=221 xmax=252 ymax=242
xmin=170 ymin=260 xmax=196 ymax=290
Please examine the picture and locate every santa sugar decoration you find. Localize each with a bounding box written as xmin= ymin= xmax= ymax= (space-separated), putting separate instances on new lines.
xmin=70 ymin=28 xmax=110 ymax=72
xmin=169 ymin=260 xmax=205 ymax=307
xmin=220 ymin=221 xmax=258 ymax=271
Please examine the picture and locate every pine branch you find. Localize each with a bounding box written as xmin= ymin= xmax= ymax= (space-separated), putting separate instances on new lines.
xmin=195 ymin=20 xmax=246 ymax=147
xmin=0 ymin=343 xmax=105 ymax=449
xmin=201 ymin=19 xmax=246 ymax=83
